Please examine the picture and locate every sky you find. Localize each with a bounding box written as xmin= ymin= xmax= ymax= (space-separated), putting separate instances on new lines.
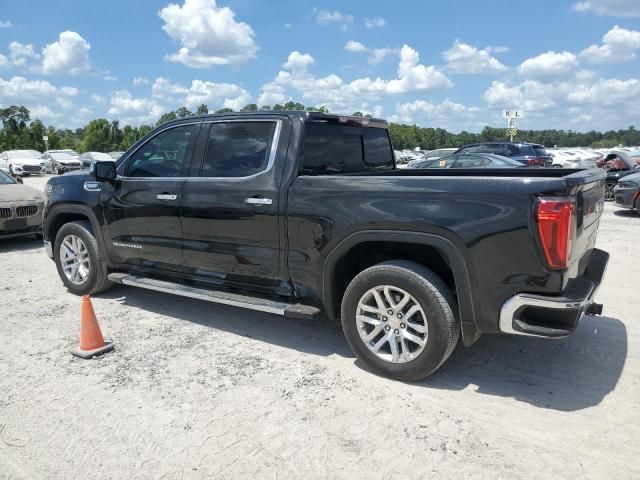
xmin=0 ymin=0 xmax=639 ymax=132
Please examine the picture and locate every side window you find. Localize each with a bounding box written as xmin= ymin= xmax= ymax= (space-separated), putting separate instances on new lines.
xmin=201 ymin=121 xmax=276 ymax=177
xmin=459 ymin=145 xmax=483 ymax=154
xmin=506 ymin=144 xmax=521 ymax=156
xmin=127 ymin=124 xmax=197 ymax=178
xmin=453 ymin=154 xmax=488 ymax=168
xmin=302 ymin=124 xmax=364 ymax=175
xmin=363 ymin=128 xmax=394 ymax=170
xmin=483 ymin=144 xmax=505 ymax=155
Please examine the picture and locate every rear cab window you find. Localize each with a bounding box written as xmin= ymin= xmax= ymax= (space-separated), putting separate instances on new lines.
xmin=301 ymin=123 xmax=394 ymax=175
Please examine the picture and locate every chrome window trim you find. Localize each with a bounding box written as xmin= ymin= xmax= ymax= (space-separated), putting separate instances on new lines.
xmin=117 ymin=119 xmax=282 ymax=182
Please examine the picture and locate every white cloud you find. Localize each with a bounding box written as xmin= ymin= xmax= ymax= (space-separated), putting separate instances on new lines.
xmin=313 ymin=8 xmax=354 ymax=30
xmin=133 ymin=76 xmax=150 ymax=85
xmin=108 ymin=90 xmax=165 ymax=125
xmin=344 ymin=40 xmax=397 ymax=64
xmin=8 ymin=41 xmax=39 ymax=68
xmin=517 ymin=51 xmax=579 ymax=79
xmin=159 ymin=0 xmax=258 ymax=68
xmin=345 ymin=40 xmax=367 ymax=53
xmin=30 ymin=105 xmax=61 ymax=121
xmin=484 ymin=80 xmax=559 ymax=111
xmin=151 ymin=77 xmax=251 ymax=110
xmin=91 ymin=94 xmax=105 ymax=104
xmin=392 ymin=99 xmax=480 ymax=132
xmin=0 ymin=54 xmax=7 ymax=69
xmin=364 ymin=17 xmax=386 ymax=28
xmin=567 ymin=78 xmax=640 ymax=106
xmin=258 ymin=45 xmax=451 ymax=113
xmin=0 ymin=20 xmax=12 ymax=28
xmin=0 ymin=76 xmax=78 ymax=103
xmin=581 ymin=25 xmax=640 ymax=63
xmin=442 ymin=40 xmax=508 ymax=74
xmin=41 ymin=31 xmax=92 ymax=75
xmin=573 ymin=0 xmax=640 ymax=16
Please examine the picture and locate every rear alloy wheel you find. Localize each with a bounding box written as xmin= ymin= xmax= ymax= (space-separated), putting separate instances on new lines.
xmin=341 ymin=260 xmax=459 ymax=381
xmin=604 ymin=181 xmax=616 ymax=202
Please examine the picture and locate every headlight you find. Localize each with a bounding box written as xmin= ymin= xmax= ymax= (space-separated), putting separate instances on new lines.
xmin=617 ymin=181 xmax=636 ymax=189
xmin=45 ymin=184 xmax=53 ymax=203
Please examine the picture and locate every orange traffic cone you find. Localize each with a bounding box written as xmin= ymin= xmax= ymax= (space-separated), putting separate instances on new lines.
xmin=70 ymin=295 xmax=114 ymax=359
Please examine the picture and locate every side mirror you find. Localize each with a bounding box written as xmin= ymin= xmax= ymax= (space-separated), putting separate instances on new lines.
xmin=16 ymin=176 xmax=23 ymax=184
xmin=90 ymin=161 xmax=116 ymax=181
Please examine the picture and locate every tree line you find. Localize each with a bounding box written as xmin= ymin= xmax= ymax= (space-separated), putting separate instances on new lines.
xmin=1 ymin=103 xmax=638 ymax=154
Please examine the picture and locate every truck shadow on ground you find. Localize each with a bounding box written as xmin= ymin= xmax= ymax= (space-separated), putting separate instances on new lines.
xmin=104 ymin=286 xmax=626 ymax=412
xmin=423 ymin=315 xmax=627 ymax=411
xmin=0 ymin=236 xmax=43 ymax=253
xmin=613 ymin=209 xmax=639 ymax=219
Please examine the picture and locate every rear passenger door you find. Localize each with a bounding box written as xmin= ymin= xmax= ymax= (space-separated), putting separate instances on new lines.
xmin=180 ymin=118 xmax=290 ymax=294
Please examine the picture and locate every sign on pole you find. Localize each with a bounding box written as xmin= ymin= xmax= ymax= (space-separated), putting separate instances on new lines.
xmin=503 ymin=110 xmax=524 ymax=141
xmin=503 ymin=110 xmax=524 ymax=119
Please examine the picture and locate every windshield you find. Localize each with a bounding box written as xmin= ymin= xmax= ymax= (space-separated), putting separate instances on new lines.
xmin=92 ymin=152 xmax=115 ymax=161
xmin=50 ymin=153 xmax=75 ymax=160
xmin=10 ymin=150 xmax=39 ymax=159
xmin=0 ymin=169 xmax=16 ymax=184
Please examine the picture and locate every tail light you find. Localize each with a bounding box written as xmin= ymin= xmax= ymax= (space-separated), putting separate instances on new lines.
xmin=535 ymin=197 xmax=575 ymax=270
xmin=527 ymin=157 xmax=544 ymax=166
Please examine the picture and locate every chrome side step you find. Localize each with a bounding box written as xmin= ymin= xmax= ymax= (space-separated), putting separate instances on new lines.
xmin=107 ymin=273 xmax=321 ymax=320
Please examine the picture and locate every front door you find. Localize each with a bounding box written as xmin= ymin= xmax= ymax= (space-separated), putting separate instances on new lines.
xmin=180 ymin=119 xmax=288 ymax=293
xmin=101 ymin=122 xmax=200 ymax=270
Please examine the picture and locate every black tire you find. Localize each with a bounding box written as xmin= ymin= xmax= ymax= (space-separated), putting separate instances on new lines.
xmin=341 ymin=260 xmax=459 ymax=381
xmin=53 ymin=220 xmax=112 ymax=295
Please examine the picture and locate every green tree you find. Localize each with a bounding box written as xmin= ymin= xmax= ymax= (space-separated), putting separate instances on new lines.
xmin=196 ymin=104 xmax=209 ymax=115
xmin=240 ymin=104 xmax=258 ymax=112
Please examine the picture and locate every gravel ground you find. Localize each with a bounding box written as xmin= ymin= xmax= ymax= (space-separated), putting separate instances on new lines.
xmin=1 ymin=175 xmax=638 ymax=479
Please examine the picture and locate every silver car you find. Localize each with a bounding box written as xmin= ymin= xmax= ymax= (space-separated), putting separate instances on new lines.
xmin=0 ymin=168 xmax=45 ymax=240
xmin=0 ymin=150 xmax=46 ymax=176
xmin=40 ymin=152 xmax=83 ymax=174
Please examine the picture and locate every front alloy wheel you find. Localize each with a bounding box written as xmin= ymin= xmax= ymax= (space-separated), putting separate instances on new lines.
xmin=59 ymin=234 xmax=91 ymax=285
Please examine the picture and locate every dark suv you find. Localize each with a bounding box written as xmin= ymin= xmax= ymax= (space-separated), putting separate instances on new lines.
xmin=455 ymin=142 xmax=552 ymax=167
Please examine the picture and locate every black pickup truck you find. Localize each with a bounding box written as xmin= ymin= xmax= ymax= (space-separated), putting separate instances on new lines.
xmin=42 ymin=111 xmax=608 ymax=380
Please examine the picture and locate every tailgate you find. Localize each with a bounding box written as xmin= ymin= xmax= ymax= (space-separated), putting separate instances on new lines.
xmin=568 ymin=169 xmax=606 ymax=270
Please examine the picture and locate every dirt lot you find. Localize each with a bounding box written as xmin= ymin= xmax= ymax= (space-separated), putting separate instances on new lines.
xmin=1 ymin=175 xmax=639 ymax=479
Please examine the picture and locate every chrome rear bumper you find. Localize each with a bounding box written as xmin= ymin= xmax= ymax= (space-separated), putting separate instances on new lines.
xmin=499 ymin=248 xmax=608 ymax=338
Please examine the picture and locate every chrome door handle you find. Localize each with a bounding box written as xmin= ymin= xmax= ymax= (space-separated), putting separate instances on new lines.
xmin=245 ymin=197 xmax=273 ymax=205
xmin=156 ymin=193 xmax=178 ymax=201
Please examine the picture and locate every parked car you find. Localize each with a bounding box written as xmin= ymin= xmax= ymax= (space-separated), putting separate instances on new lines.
xmin=549 ymin=150 xmax=582 ymax=168
xmin=40 ymin=152 xmax=83 ymax=175
xmin=596 ymin=151 xmax=635 ymax=171
xmin=628 ymin=150 xmax=640 ymax=166
xmin=406 ymin=148 xmax=457 ymax=168
xmin=604 ymin=168 xmax=640 ymax=201
xmin=409 ymin=153 xmax=524 ymax=169
xmin=0 ymin=150 xmax=45 ymax=176
xmin=108 ymin=151 xmax=125 ymax=160
xmin=455 ymin=142 xmax=553 ymax=167
xmin=613 ymin=172 xmax=640 ymax=213
xmin=43 ymin=111 xmax=608 ymax=380
xmin=0 ymin=167 xmax=45 ymax=240
xmin=79 ymin=151 xmax=116 ymax=168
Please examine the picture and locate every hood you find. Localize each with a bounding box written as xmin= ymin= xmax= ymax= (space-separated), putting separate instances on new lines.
xmin=55 ymin=157 xmax=82 ymax=165
xmin=0 ymin=184 xmax=45 ymax=203
xmin=10 ymin=157 xmax=43 ymax=166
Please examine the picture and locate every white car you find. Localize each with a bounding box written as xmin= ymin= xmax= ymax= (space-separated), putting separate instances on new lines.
xmin=39 ymin=152 xmax=83 ymax=174
xmin=0 ymin=150 xmax=45 ymax=176
xmin=550 ymin=150 xmax=581 ymax=168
